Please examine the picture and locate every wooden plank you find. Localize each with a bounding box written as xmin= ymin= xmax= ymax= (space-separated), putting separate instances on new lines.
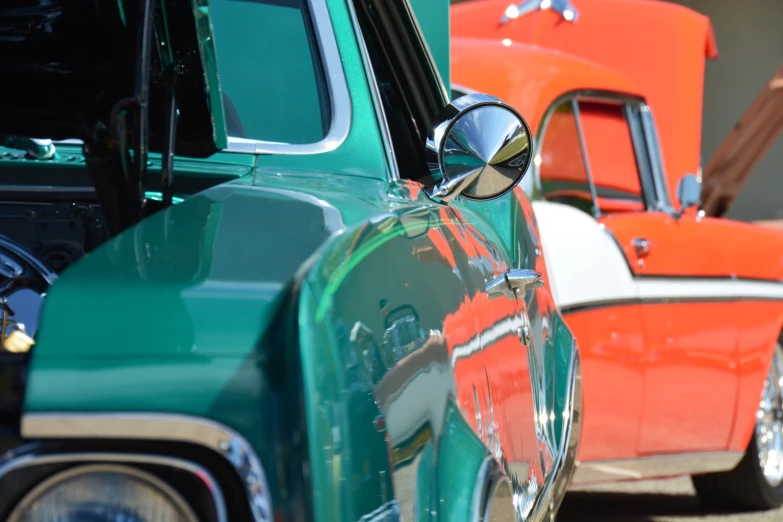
xmin=701 ymin=63 xmax=783 ymax=217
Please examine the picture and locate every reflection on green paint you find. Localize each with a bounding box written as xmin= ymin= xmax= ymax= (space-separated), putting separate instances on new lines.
xmin=315 ymin=216 xmax=461 ymax=322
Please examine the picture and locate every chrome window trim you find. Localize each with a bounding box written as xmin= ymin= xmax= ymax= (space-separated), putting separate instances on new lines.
xmin=638 ymin=104 xmax=674 ymax=211
xmin=54 ymin=0 xmax=351 ymax=157
xmin=570 ymin=99 xmax=601 ymax=218
xmin=623 ymin=103 xmax=659 ymax=209
xmin=0 ymin=452 xmax=228 ymax=522
xmin=534 ymin=90 xmax=660 ymax=214
xmin=345 ymin=0 xmax=400 ymax=182
xmin=21 ymin=412 xmax=272 ymax=522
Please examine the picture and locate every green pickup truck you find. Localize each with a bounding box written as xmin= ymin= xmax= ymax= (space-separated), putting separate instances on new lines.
xmin=0 ymin=0 xmax=580 ymax=521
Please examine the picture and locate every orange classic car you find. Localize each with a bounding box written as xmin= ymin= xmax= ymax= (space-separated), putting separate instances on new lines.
xmin=451 ymin=0 xmax=783 ymax=512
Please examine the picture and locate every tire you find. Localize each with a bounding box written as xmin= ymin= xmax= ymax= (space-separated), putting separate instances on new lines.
xmin=692 ymin=340 xmax=783 ymax=511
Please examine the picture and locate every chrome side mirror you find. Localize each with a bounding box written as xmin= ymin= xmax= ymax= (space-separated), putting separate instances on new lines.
xmin=425 ymin=93 xmax=532 ymax=203
xmin=674 ymin=173 xmax=702 ymax=218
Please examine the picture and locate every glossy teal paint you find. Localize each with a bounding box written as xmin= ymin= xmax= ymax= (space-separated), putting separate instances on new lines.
xmin=298 ymin=190 xmax=487 ymax=521
xmin=26 ymin=175 xmax=348 ymax=510
xmin=409 ymin=0 xmax=450 ymax=93
xmin=437 ymin=405 xmax=489 ymax=522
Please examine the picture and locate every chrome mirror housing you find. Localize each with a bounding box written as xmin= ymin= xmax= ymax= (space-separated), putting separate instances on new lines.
xmin=424 ymin=93 xmax=533 ymax=203
xmin=675 ymin=173 xmax=702 ymax=218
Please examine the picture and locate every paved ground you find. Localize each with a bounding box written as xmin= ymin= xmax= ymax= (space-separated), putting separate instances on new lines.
xmin=557 ymin=477 xmax=783 ymax=521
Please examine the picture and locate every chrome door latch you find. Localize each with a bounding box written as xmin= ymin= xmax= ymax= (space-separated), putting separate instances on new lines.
xmin=632 ymin=237 xmax=650 ymax=257
xmin=485 ymin=269 xmax=544 ymax=300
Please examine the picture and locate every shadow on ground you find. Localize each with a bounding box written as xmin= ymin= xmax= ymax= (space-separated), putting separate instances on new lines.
xmin=556 ymin=491 xmax=740 ymax=521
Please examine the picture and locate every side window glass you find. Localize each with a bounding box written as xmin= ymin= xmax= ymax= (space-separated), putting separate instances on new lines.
xmin=578 ymin=101 xmax=645 ymax=211
xmin=210 ymin=0 xmax=331 ymax=144
xmin=538 ymin=101 xmax=595 ymax=216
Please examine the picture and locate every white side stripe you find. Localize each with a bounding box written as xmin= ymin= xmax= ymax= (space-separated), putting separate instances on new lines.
xmin=637 ymin=278 xmax=783 ymax=301
xmin=532 ymin=200 xmax=783 ymax=310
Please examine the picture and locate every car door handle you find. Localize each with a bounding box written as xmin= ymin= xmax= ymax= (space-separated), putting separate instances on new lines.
xmin=632 ymin=237 xmax=650 ymax=257
xmin=485 ymin=269 xmax=544 ymax=300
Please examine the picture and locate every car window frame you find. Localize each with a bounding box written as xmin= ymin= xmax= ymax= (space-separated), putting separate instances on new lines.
xmin=533 ymin=90 xmax=671 ymax=216
xmin=346 ymin=0 xmax=450 ymax=184
xmin=223 ymin=0 xmax=351 ymax=155
xmin=634 ymin=104 xmax=673 ymax=211
xmin=53 ymin=0 xmax=352 ymax=157
xmin=534 ymin=95 xmax=601 ymax=217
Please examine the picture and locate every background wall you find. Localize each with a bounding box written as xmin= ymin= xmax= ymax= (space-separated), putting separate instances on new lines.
xmin=668 ymin=0 xmax=783 ymax=222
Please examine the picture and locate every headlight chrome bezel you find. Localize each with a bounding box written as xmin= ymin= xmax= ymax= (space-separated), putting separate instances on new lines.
xmin=20 ymin=413 xmax=273 ymax=522
xmin=0 ymin=452 xmax=229 ymax=522
xmin=7 ymin=462 xmax=200 ymax=522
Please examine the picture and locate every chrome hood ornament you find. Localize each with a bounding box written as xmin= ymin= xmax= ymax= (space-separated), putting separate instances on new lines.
xmin=500 ymin=0 xmax=579 ymax=25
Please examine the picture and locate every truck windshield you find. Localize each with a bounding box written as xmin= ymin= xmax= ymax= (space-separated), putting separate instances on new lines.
xmin=210 ymin=0 xmax=331 ymax=145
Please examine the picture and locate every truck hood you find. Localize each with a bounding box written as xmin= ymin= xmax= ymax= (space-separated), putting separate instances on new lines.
xmin=21 ymin=177 xmax=346 ymax=514
xmin=0 ymin=0 xmax=227 ymax=157
xmin=29 ymin=178 xmax=342 ymax=364
xmin=451 ymin=0 xmax=718 ymax=203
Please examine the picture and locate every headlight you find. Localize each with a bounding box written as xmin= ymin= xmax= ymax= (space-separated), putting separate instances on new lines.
xmin=8 ymin=463 xmax=199 ymax=522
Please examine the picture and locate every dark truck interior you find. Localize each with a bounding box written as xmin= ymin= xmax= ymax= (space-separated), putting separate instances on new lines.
xmin=0 ymin=0 xmax=230 ymax=451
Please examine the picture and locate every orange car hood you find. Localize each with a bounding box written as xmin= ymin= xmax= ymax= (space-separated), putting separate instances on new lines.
xmin=451 ymin=37 xmax=643 ymax=134
xmin=451 ymin=0 xmax=719 ymax=202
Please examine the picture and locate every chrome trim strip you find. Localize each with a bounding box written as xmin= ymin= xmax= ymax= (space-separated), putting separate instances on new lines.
xmin=638 ymin=104 xmax=674 ymax=211
xmin=570 ymin=451 xmax=745 ymax=485
xmin=345 ymin=0 xmax=400 ymax=181
xmin=52 ymin=0 xmax=352 ymax=157
xmin=623 ymin=103 xmax=658 ymax=208
xmin=21 ymin=413 xmax=272 ymax=522
xmin=562 ymin=294 xmax=783 ymax=315
xmin=0 ymin=452 xmax=227 ymax=522
xmin=570 ymin=99 xmax=600 ymax=218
